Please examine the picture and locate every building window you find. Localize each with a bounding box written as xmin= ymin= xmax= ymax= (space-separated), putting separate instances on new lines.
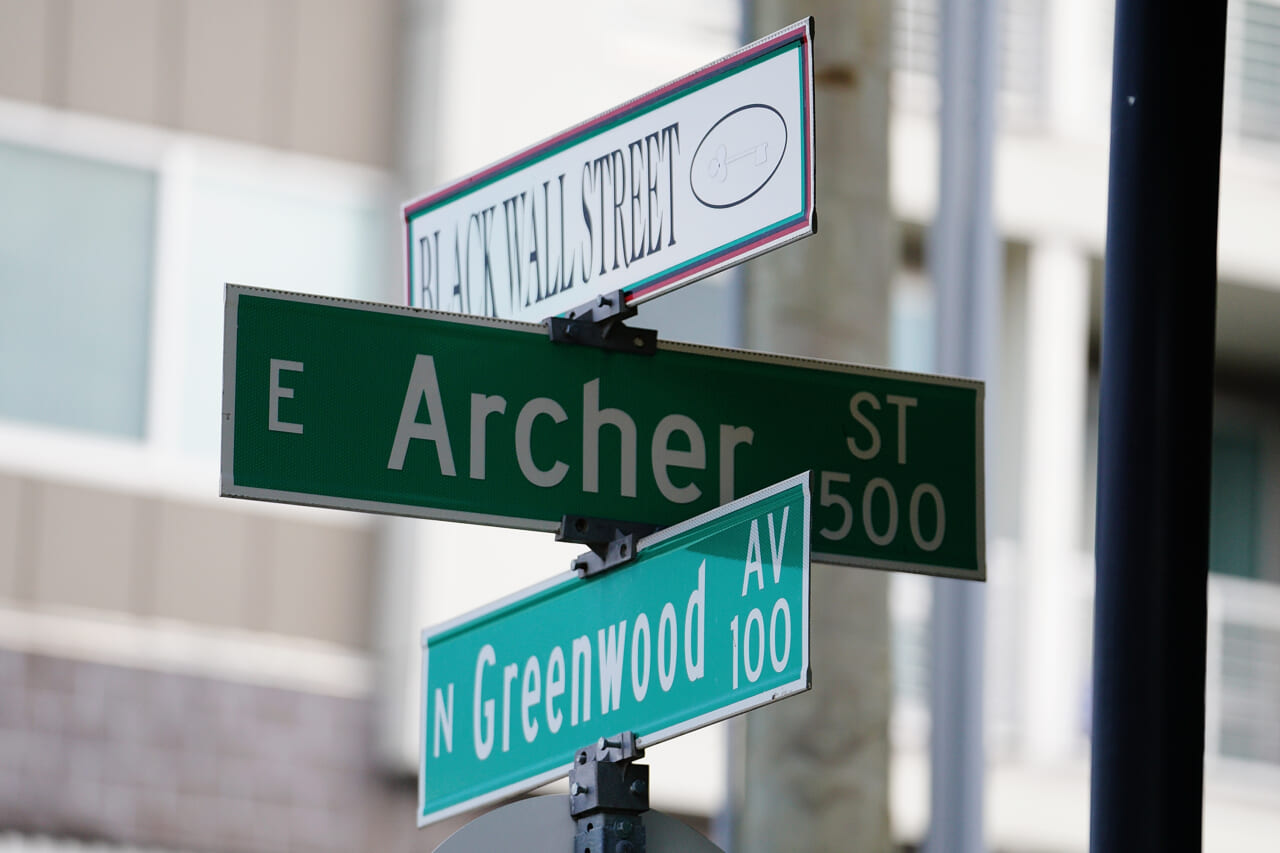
xmin=998 ymin=0 xmax=1048 ymax=126
xmin=893 ymin=0 xmax=943 ymax=114
xmin=1209 ymin=428 xmax=1261 ymax=579
xmin=892 ymin=0 xmax=1047 ymax=126
xmin=171 ymin=163 xmax=389 ymax=461
xmin=0 ymin=141 xmax=156 ymax=439
xmin=1226 ymin=0 xmax=1280 ymax=145
xmin=1240 ymin=1 xmax=1280 ymax=142
xmin=1219 ymin=621 xmax=1280 ymax=763
xmin=894 ymin=0 xmax=941 ymax=80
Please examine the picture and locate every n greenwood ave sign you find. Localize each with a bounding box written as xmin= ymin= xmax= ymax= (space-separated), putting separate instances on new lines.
xmin=402 ymin=20 xmax=815 ymax=322
xmin=417 ymin=474 xmax=811 ymax=825
xmin=221 ymin=285 xmax=985 ymax=579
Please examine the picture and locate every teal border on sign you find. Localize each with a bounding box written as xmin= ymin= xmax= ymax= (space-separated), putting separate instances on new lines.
xmin=401 ymin=19 xmax=817 ymax=314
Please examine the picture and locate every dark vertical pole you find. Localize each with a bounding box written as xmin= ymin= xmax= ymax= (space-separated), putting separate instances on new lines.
xmin=1091 ymin=2 xmax=1227 ymax=851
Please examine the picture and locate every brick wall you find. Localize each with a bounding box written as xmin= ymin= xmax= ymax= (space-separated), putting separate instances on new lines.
xmin=0 ymin=649 xmax=474 ymax=852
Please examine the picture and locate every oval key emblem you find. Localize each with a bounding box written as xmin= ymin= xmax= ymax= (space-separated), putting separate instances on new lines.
xmin=690 ymin=104 xmax=788 ymax=209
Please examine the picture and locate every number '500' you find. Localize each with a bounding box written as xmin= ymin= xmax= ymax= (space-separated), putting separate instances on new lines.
xmin=817 ymin=470 xmax=945 ymax=552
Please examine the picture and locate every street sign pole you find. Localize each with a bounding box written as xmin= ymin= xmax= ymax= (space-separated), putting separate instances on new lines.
xmin=432 ymin=796 xmax=725 ymax=853
xmin=567 ymin=732 xmax=650 ymax=853
xmin=416 ymin=472 xmax=811 ymax=825
xmin=1091 ymin=2 xmax=1226 ymax=849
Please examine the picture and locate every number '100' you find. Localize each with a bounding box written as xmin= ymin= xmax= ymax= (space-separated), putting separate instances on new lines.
xmin=729 ymin=598 xmax=792 ymax=689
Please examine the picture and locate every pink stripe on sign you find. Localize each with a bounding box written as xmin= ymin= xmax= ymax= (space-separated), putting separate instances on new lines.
xmin=402 ymin=20 xmax=812 ymax=219
xmin=624 ymin=220 xmax=811 ymax=302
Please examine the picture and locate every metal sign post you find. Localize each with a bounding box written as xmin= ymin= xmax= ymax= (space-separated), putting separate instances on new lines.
xmin=568 ymin=733 xmax=649 ymax=853
xmin=431 ymin=795 xmax=725 ymax=853
xmin=1091 ymin=2 xmax=1226 ymax=849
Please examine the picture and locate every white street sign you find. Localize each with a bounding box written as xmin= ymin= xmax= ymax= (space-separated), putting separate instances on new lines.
xmin=403 ymin=19 xmax=815 ymax=322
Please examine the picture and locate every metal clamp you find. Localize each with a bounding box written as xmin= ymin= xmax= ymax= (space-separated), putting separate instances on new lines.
xmin=546 ymin=290 xmax=657 ymax=355
xmin=569 ymin=733 xmax=649 ymax=853
xmin=557 ymin=515 xmax=660 ymax=577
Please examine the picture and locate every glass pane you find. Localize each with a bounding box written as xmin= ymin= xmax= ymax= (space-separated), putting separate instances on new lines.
xmin=1209 ymin=429 xmax=1261 ymax=578
xmin=178 ymin=164 xmax=388 ymax=460
xmin=1219 ymin=622 xmax=1280 ymax=763
xmin=890 ymin=273 xmax=936 ymax=373
xmin=0 ymin=141 xmax=156 ymax=438
xmin=1241 ymin=1 xmax=1280 ymax=141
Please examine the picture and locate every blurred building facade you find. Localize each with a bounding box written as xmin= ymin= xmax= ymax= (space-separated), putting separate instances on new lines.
xmin=0 ymin=1 xmax=1278 ymax=852
xmin=0 ymin=1 xmax=410 ymax=850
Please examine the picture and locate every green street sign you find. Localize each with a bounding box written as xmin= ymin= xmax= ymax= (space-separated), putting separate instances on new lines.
xmin=416 ymin=473 xmax=811 ymax=825
xmin=221 ymin=285 xmax=985 ymax=579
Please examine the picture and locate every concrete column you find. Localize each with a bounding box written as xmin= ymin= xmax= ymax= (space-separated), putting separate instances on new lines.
xmin=736 ymin=1 xmax=895 ymax=851
xmin=372 ymin=0 xmax=448 ymax=772
xmin=372 ymin=515 xmax=433 ymax=770
xmin=1019 ymin=238 xmax=1090 ymax=763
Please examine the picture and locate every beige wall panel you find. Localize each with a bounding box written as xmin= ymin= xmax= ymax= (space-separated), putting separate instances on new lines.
xmin=266 ymin=518 xmax=372 ymax=649
xmin=0 ymin=472 xmax=22 ymax=600
xmin=0 ymin=0 xmax=50 ymax=102
xmin=31 ymin=481 xmax=141 ymax=612
xmin=179 ymin=0 xmax=277 ymax=146
xmin=64 ymin=0 xmax=165 ymax=124
xmin=288 ymin=0 xmax=397 ymax=167
xmin=151 ymin=499 xmax=253 ymax=628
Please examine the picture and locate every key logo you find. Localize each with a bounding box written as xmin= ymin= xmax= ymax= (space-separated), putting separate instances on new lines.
xmin=690 ymin=104 xmax=788 ymax=209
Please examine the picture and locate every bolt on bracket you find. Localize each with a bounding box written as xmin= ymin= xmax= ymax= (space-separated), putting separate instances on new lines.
xmin=546 ymin=290 xmax=657 ymax=355
xmin=569 ymin=733 xmax=649 ymax=853
xmin=557 ymin=515 xmax=660 ymax=578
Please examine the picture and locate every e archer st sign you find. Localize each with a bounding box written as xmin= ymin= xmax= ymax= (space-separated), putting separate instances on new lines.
xmin=222 ymin=286 xmax=984 ymax=580
xmin=402 ymin=19 xmax=816 ymax=322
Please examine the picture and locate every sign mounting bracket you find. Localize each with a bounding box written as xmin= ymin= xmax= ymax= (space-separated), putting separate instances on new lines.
xmin=557 ymin=514 xmax=660 ymax=577
xmin=546 ymin=291 xmax=658 ymax=355
xmin=569 ymin=733 xmax=649 ymax=853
